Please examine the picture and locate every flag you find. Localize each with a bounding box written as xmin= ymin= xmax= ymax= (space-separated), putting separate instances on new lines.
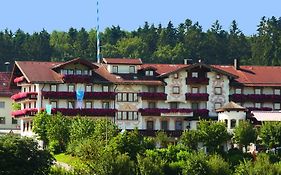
xmin=76 ymin=90 xmax=85 ymax=101
xmin=46 ymin=104 xmax=52 ymax=115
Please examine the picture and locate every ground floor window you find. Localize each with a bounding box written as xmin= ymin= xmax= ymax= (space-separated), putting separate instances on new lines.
xmin=175 ymin=121 xmax=182 ymax=130
xmin=0 ymin=117 xmax=5 ymax=124
xmin=147 ymin=121 xmax=154 ymax=130
xmin=161 ymin=120 xmax=168 ymax=130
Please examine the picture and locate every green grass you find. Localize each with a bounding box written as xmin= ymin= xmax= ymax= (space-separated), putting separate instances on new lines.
xmin=54 ymin=153 xmax=85 ymax=168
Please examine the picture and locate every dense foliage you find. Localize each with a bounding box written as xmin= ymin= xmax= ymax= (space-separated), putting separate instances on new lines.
xmin=1 ymin=17 xmax=281 ymax=71
xmin=0 ymin=134 xmax=53 ymax=175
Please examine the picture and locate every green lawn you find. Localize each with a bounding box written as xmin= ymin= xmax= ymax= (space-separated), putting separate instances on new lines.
xmin=54 ymin=153 xmax=86 ymax=169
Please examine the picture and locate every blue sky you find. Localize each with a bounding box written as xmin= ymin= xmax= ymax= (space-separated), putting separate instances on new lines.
xmin=0 ymin=0 xmax=280 ymax=35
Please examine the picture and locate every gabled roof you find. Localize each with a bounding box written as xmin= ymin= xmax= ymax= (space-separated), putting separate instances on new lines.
xmin=52 ymin=58 xmax=98 ymax=70
xmin=140 ymin=64 xmax=189 ymax=77
xmin=214 ymin=65 xmax=281 ymax=87
xmin=102 ymin=58 xmax=143 ymax=65
xmin=216 ymin=101 xmax=246 ymax=112
xmin=0 ymin=72 xmax=19 ymax=97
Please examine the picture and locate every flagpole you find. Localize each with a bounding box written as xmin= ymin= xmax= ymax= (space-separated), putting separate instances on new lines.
xmin=96 ymin=0 xmax=101 ymax=63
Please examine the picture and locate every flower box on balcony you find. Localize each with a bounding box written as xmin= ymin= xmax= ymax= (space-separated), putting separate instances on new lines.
xmin=84 ymin=92 xmax=116 ymax=100
xmin=186 ymin=93 xmax=209 ymax=101
xmin=230 ymin=94 xmax=281 ymax=102
xmin=193 ymin=109 xmax=209 ymax=117
xmin=138 ymin=92 xmax=167 ymax=100
xmin=13 ymin=76 xmax=25 ymax=83
xmin=42 ymin=91 xmax=75 ymax=99
xmin=52 ymin=108 xmax=116 ymax=117
xmin=11 ymin=92 xmax=38 ymax=102
xmin=12 ymin=108 xmax=38 ymax=118
xmin=63 ymin=75 xmax=93 ymax=83
xmin=162 ymin=108 xmax=193 ymax=114
xmin=186 ymin=77 xmax=209 ymax=85
xmin=247 ymin=107 xmax=272 ymax=111
xmin=139 ymin=108 xmax=193 ymax=116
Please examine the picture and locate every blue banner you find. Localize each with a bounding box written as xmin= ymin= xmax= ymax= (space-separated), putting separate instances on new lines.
xmin=46 ymin=104 xmax=52 ymax=115
xmin=76 ymin=90 xmax=85 ymax=101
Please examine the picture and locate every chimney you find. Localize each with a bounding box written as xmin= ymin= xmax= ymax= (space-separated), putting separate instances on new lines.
xmin=183 ymin=59 xmax=193 ymax=65
xmin=234 ymin=59 xmax=240 ymax=70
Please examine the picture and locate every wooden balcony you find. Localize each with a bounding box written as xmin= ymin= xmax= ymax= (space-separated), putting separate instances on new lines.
xmin=52 ymin=108 xmax=116 ymax=117
xmin=230 ymin=94 xmax=281 ymax=102
xmin=42 ymin=91 xmax=116 ymax=100
xmin=126 ymin=129 xmax=183 ymax=137
xmin=186 ymin=77 xmax=209 ymax=85
xmin=11 ymin=92 xmax=38 ymax=102
xmin=186 ymin=93 xmax=209 ymax=101
xmin=12 ymin=108 xmax=38 ymax=118
xmin=138 ymin=92 xmax=167 ymax=100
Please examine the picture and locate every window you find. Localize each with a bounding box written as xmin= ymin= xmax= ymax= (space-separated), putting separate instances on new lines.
xmin=117 ymin=93 xmax=138 ymax=102
xmin=68 ymin=101 xmax=75 ymax=109
xmin=117 ymin=112 xmax=122 ymax=120
xmin=51 ymin=101 xmax=57 ymax=108
xmin=102 ymin=102 xmax=110 ymax=109
xmin=129 ymin=66 xmax=135 ymax=73
xmin=214 ymin=102 xmax=222 ymax=109
xmin=192 ymin=72 xmax=198 ymax=78
xmin=224 ymin=119 xmax=228 ymax=127
xmin=85 ymin=101 xmax=92 ymax=108
xmin=235 ymin=88 xmax=242 ymax=94
xmin=112 ymin=66 xmax=118 ymax=73
xmin=83 ymin=70 xmax=89 ymax=75
xmin=147 ymin=121 xmax=154 ymax=130
xmin=255 ymin=88 xmax=261 ymax=95
xmin=122 ymin=111 xmax=128 ymax=120
xmin=161 ymin=120 xmax=168 ymax=130
xmin=175 ymin=121 xmax=183 ymax=130
xmin=255 ymin=103 xmax=261 ymax=108
xmin=214 ymin=87 xmax=222 ymax=95
xmin=34 ymin=85 xmax=37 ymax=92
xmin=0 ymin=102 xmax=5 ymax=108
xmin=145 ymin=70 xmax=154 ymax=76
xmin=230 ymin=119 xmax=236 ymax=129
xmin=274 ymin=103 xmax=281 ymax=110
xmin=68 ymin=84 xmax=75 ymax=92
xmin=85 ymin=85 xmax=92 ymax=92
xmin=50 ymin=84 xmax=57 ymax=92
xmin=76 ymin=69 xmax=82 ymax=75
xmin=12 ymin=118 xmax=17 ymax=124
xmin=103 ymin=85 xmax=109 ymax=92
xmin=148 ymin=102 xmax=156 ymax=108
xmin=148 ymin=86 xmax=157 ymax=93
xmin=0 ymin=117 xmax=5 ymax=124
xmin=173 ymin=86 xmax=180 ymax=94
xmin=61 ymin=69 xmax=67 ymax=75
xmin=29 ymin=86 xmax=31 ymax=92
xmin=191 ymin=103 xmax=199 ymax=110
xmin=68 ymin=69 xmax=74 ymax=75
xmin=118 ymin=111 xmax=138 ymax=120
xmin=192 ymin=87 xmax=199 ymax=93
xmin=174 ymin=73 xmax=179 ymax=79
xmin=274 ymin=89 xmax=281 ymax=95
xmin=170 ymin=102 xmax=178 ymax=109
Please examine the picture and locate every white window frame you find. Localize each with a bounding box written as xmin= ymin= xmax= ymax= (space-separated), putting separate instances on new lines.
xmin=112 ymin=66 xmax=118 ymax=73
xmin=274 ymin=103 xmax=281 ymax=110
xmin=192 ymin=72 xmax=198 ymax=78
xmin=255 ymin=88 xmax=261 ymax=95
xmin=173 ymin=86 xmax=180 ymax=94
xmin=235 ymin=88 xmax=242 ymax=94
xmin=50 ymin=84 xmax=57 ymax=92
xmin=215 ymin=87 xmax=222 ymax=95
xmin=274 ymin=89 xmax=281 ymax=95
xmin=192 ymin=87 xmax=199 ymax=93
xmin=129 ymin=66 xmax=135 ymax=74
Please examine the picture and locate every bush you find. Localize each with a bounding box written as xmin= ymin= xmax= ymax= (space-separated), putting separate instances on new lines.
xmin=207 ymin=154 xmax=231 ymax=175
xmin=182 ymin=152 xmax=209 ymax=175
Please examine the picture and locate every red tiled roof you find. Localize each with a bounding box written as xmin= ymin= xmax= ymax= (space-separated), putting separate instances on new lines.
xmin=214 ymin=65 xmax=281 ymax=86
xmin=0 ymin=72 xmax=18 ymax=97
xmin=102 ymin=58 xmax=143 ymax=65
xmin=140 ymin=64 xmax=189 ymax=76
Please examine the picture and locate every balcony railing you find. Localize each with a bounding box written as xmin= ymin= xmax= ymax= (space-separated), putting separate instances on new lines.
xmin=186 ymin=77 xmax=209 ymax=85
xmin=130 ymin=129 xmax=183 ymax=137
xmin=11 ymin=92 xmax=38 ymax=102
xmin=192 ymin=109 xmax=209 ymax=117
xmin=42 ymin=91 xmax=116 ymax=100
xmin=139 ymin=108 xmax=193 ymax=116
xmin=230 ymin=94 xmax=281 ymax=102
xmin=138 ymin=92 xmax=167 ymax=100
xmin=62 ymin=75 xmax=93 ymax=83
xmin=12 ymin=108 xmax=38 ymax=118
xmin=52 ymin=108 xmax=116 ymax=117
xmin=247 ymin=107 xmax=272 ymax=111
xmin=186 ymin=93 xmax=209 ymax=101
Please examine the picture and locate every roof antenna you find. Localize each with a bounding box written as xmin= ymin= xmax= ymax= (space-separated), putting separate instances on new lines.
xmin=96 ymin=0 xmax=101 ymax=63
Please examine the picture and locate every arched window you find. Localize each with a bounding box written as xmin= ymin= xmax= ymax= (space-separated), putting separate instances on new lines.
xmin=231 ymin=119 xmax=236 ymax=129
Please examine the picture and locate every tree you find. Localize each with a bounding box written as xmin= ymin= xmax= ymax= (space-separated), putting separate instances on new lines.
xmin=116 ymin=37 xmax=148 ymax=58
xmin=260 ymin=121 xmax=281 ymax=150
xmin=180 ymin=129 xmax=199 ymax=150
xmin=197 ymin=120 xmax=231 ymax=153
xmin=0 ymin=134 xmax=53 ymax=175
xmin=233 ymin=120 xmax=257 ymax=151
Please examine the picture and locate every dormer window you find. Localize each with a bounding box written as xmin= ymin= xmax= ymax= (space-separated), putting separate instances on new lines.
xmin=129 ymin=66 xmax=135 ymax=74
xmin=174 ymin=73 xmax=179 ymax=79
xmin=76 ymin=70 xmax=82 ymax=75
xmin=192 ymin=72 xmax=198 ymax=78
xmin=113 ymin=66 xmax=118 ymax=73
xmin=216 ymin=74 xmax=221 ymax=79
xmin=145 ymin=70 xmax=154 ymax=76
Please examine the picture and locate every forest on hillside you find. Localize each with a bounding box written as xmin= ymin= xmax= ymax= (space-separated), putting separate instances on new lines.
xmin=0 ymin=16 xmax=281 ymax=71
